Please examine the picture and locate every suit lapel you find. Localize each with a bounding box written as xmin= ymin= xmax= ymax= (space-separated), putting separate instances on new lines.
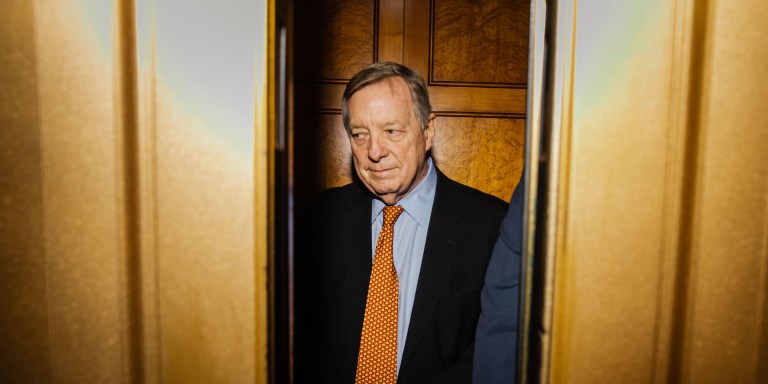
xmin=400 ymin=171 xmax=466 ymax=373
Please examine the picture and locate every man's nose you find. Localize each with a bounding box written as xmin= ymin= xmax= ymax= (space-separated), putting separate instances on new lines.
xmin=368 ymin=134 xmax=388 ymax=161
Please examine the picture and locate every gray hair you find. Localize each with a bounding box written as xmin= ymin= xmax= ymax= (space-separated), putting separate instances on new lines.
xmin=341 ymin=62 xmax=432 ymax=133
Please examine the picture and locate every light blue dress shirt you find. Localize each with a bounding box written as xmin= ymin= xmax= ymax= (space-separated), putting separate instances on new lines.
xmin=370 ymin=157 xmax=437 ymax=373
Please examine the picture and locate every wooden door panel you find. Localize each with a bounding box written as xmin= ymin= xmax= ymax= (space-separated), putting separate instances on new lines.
xmin=378 ymin=0 xmax=405 ymax=62
xmin=294 ymin=113 xmax=351 ymax=195
xmin=294 ymin=83 xmax=345 ymax=111
xmin=429 ymin=86 xmax=526 ymax=115
xmin=293 ymin=0 xmax=378 ymax=210
xmin=294 ymin=0 xmax=375 ymax=80
xmin=432 ymin=0 xmax=529 ymax=85
xmin=431 ymin=116 xmax=525 ymax=200
xmin=294 ymin=85 xmax=526 ymax=116
xmin=403 ymin=0 xmax=431 ymax=76
xmin=402 ymin=0 xmax=529 ymax=200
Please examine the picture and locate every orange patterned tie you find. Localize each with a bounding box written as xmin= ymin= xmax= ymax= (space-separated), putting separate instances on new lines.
xmin=356 ymin=205 xmax=404 ymax=384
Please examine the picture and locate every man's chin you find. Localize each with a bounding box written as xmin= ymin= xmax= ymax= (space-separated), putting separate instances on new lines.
xmin=369 ymin=187 xmax=400 ymax=204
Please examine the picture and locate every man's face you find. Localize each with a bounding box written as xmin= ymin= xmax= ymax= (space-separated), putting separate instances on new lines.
xmin=347 ymin=77 xmax=435 ymax=205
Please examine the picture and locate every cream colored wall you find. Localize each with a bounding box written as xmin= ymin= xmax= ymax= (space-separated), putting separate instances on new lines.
xmin=540 ymin=0 xmax=768 ymax=383
xmin=684 ymin=1 xmax=768 ymax=382
xmin=2 ymin=2 xmax=126 ymax=382
xmin=0 ymin=1 xmax=269 ymax=383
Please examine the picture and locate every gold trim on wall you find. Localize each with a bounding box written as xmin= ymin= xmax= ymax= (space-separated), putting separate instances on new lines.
xmin=538 ymin=0 xmax=578 ymax=382
xmin=519 ymin=0 xmax=547 ymax=383
xmin=257 ymin=0 xmax=275 ymax=383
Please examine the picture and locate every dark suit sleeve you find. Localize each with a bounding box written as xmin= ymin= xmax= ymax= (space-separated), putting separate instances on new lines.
xmin=472 ymin=181 xmax=523 ymax=384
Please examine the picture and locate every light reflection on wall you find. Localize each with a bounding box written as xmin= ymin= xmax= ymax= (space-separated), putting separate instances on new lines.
xmin=136 ymin=1 xmax=264 ymax=382
xmin=153 ymin=0 xmax=258 ymax=159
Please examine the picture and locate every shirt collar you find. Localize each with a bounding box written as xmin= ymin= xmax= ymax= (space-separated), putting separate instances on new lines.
xmin=371 ymin=158 xmax=437 ymax=227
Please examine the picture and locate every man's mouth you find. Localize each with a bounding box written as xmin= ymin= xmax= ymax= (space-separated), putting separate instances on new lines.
xmin=370 ymin=167 xmax=394 ymax=176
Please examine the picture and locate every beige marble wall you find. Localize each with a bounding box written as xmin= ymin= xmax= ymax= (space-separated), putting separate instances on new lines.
xmin=0 ymin=1 xmax=269 ymax=383
xmin=539 ymin=0 xmax=768 ymax=383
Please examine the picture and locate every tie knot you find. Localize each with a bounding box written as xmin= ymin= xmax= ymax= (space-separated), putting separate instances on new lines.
xmin=382 ymin=205 xmax=404 ymax=227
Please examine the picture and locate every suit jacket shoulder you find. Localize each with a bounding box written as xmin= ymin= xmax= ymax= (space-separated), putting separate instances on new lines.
xmin=435 ymin=171 xmax=508 ymax=219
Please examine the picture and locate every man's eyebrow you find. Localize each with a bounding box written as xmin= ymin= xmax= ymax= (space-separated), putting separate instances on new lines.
xmin=350 ymin=121 xmax=402 ymax=130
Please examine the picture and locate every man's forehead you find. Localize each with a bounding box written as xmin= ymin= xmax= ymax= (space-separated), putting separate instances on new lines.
xmin=358 ymin=76 xmax=410 ymax=98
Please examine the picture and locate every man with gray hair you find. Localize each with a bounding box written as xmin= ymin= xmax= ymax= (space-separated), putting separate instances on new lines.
xmin=296 ymin=62 xmax=507 ymax=383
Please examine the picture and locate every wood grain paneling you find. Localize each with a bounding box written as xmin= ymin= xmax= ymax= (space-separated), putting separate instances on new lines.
xmin=432 ymin=0 xmax=529 ymax=85
xmin=294 ymin=83 xmax=346 ymax=112
xmin=294 ymin=0 xmax=376 ymax=80
xmin=293 ymin=0 xmax=377 ymax=206
xmin=289 ymin=82 xmax=539 ymax=115
xmin=429 ymin=86 xmax=527 ymax=115
xmin=378 ymin=0 xmax=405 ymax=62
xmin=431 ymin=116 xmax=525 ymax=201
xmin=403 ymin=0 xmax=432 ymax=78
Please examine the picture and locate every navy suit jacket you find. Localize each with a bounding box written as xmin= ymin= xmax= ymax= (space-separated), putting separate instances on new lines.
xmin=472 ymin=179 xmax=523 ymax=383
xmin=295 ymin=167 xmax=507 ymax=383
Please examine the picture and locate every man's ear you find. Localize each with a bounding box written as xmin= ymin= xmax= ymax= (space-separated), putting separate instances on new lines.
xmin=424 ymin=113 xmax=436 ymax=151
